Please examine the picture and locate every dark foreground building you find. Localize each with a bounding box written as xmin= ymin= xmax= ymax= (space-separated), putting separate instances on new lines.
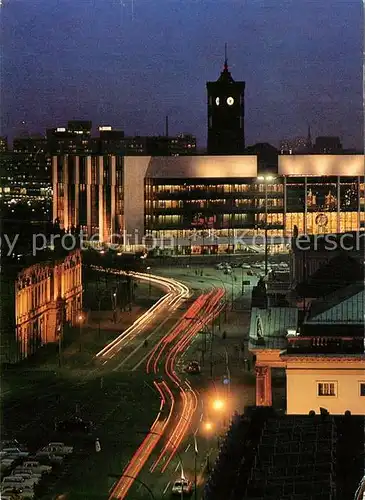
xmin=204 ymin=407 xmax=364 ymax=500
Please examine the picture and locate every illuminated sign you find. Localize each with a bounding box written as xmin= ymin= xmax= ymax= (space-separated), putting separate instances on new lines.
xmin=56 ymin=127 xmax=66 ymax=132
xmin=99 ymin=126 xmax=112 ymax=131
xmin=315 ymin=213 xmax=328 ymax=227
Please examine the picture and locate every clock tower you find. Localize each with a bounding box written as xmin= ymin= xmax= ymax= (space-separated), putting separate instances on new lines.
xmin=206 ymin=49 xmax=245 ymax=154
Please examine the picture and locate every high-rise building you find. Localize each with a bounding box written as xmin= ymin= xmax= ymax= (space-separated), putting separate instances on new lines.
xmin=314 ymin=136 xmax=342 ymax=154
xmin=207 ymin=49 xmax=245 ymax=154
xmin=97 ymin=127 xmax=196 ymax=155
xmin=0 ymin=136 xmax=8 ymax=152
xmin=0 ymin=135 xmax=51 ymax=207
xmin=46 ymin=120 xmax=94 ymax=155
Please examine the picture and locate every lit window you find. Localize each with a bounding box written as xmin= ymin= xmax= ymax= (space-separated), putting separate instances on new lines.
xmin=317 ymin=382 xmax=337 ymax=397
xmin=360 ymin=382 xmax=365 ymax=397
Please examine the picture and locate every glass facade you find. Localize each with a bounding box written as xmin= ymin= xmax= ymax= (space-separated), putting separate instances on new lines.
xmin=145 ymin=175 xmax=364 ymax=253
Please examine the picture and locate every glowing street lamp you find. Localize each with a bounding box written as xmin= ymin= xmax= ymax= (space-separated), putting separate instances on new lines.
xmin=212 ymin=399 xmax=225 ymax=411
xmin=203 ymin=421 xmax=213 ymax=432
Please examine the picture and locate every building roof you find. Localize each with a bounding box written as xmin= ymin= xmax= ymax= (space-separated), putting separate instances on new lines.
xmin=306 ymin=282 xmax=364 ymax=324
xmin=279 ymin=154 xmax=364 ymax=176
xmin=296 ymin=253 xmax=364 ymax=298
xmin=249 ymin=307 xmax=298 ymax=350
xmin=144 ymin=155 xmax=258 ymax=178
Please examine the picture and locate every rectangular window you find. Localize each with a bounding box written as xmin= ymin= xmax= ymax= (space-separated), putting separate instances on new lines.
xmin=360 ymin=382 xmax=365 ymax=397
xmin=317 ymin=382 xmax=337 ymax=397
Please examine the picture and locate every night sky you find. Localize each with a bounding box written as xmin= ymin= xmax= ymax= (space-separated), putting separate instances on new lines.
xmin=1 ymin=0 xmax=363 ymax=149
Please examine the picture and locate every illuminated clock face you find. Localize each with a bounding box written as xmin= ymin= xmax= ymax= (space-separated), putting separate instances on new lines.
xmin=215 ymin=97 xmax=220 ymax=106
xmin=227 ymin=97 xmax=234 ymax=106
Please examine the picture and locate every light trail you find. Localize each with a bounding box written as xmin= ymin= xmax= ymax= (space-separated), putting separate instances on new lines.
xmin=93 ymin=268 xmax=189 ymax=360
xmin=108 ymin=285 xmax=226 ymax=500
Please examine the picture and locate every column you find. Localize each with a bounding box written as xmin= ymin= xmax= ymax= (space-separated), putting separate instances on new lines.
xmin=255 ymin=365 xmax=272 ymax=406
xmin=304 ymin=177 xmax=307 ymax=234
xmin=63 ymin=155 xmax=69 ymax=230
xmin=98 ymin=156 xmax=104 ymax=243
xmin=110 ymin=155 xmax=116 ymax=241
xmin=337 ymin=176 xmax=341 ymax=233
xmin=75 ymin=156 xmax=80 ymax=228
xmin=52 ymin=156 xmax=58 ymax=223
xmin=86 ymin=156 xmax=92 ymax=238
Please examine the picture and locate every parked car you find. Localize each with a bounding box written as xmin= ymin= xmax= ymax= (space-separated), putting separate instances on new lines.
xmin=172 ymin=479 xmax=193 ymax=496
xmin=32 ymin=452 xmax=63 ymax=465
xmin=240 ymin=263 xmax=251 ymax=269
xmin=2 ymin=476 xmax=34 ymax=490
xmin=21 ymin=461 xmax=52 ymax=475
xmin=57 ymin=417 xmax=92 ymax=434
xmin=41 ymin=443 xmax=73 ymax=455
xmin=1 ymin=440 xmax=25 ymax=451
xmin=1 ymin=457 xmax=17 ymax=470
xmin=1 ymin=485 xmax=35 ymax=499
xmin=10 ymin=471 xmax=39 ymax=487
xmin=2 ymin=449 xmax=29 ymax=459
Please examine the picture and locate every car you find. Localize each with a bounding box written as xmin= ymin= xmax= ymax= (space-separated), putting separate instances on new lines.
xmin=240 ymin=263 xmax=251 ymax=269
xmin=1 ymin=440 xmax=25 ymax=451
xmin=2 ymin=449 xmax=29 ymax=459
xmin=2 ymin=476 xmax=34 ymax=490
xmin=32 ymin=452 xmax=63 ymax=465
xmin=172 ymin=479 xmax=193 ymax=496
xmin=56 ymin=417 xmax=93 ymax=434
xmin=41 ymin=442 xmax=74 ymax=455
xmin=21 ymin=461 xmax=52 ymax=475
xmin=10 ymin=472 xmax=39 ymax=487
xmin=1 ymin=485 xmax=35 ymax=499
xmin=185 ymin=361 xmax=201 ymax=374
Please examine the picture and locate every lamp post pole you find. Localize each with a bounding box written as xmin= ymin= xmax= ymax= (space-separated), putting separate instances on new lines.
xmin=264 ymin=179 xmax=268 ymax=276
xmin=147 ymin=266 xmax=152 ymax=296
xmin=194 ymin=434 xmax=198 ymax=500
xmin=78 ymin=315 xmax=83 ymax=353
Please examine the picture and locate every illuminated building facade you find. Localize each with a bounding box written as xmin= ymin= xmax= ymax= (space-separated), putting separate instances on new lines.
xmin=52 ymin=154 xmax=365 ymax=251
xmin=13 ymin=250 xmax=82 ymax=361
xmin=0 ymin=250 xmax=82 ymax=363
xmin=0 ymin=136 xmax=8 ymax=152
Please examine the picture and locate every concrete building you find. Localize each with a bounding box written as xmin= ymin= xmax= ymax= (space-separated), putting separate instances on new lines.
xmin=52 ymin=153 xmax=365 ymax=252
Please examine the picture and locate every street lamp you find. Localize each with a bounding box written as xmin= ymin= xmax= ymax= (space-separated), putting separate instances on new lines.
xmin=212 ymin=399 xmax=225 ymax=411
xmin=257 ymin=175 xmax=275 ymax=276
xmin=78 ymin=314 xmax=83 ymax=353
xmin=147 ymin=266 xmax=152 ymax=296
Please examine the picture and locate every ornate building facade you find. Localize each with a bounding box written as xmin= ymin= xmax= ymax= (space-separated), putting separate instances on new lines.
xmin=14 ymin=249 xmax=82 ymax=360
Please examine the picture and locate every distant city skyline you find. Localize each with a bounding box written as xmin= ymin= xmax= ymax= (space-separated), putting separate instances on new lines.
xmin=1 ymin=0 xmax=363 ymax=149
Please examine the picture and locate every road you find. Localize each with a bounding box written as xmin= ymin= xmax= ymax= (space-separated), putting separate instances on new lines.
xmin=109 ymin=260 xmax=276 ymax=500
xmin=109 ymin=287 xmax=226 ymax=499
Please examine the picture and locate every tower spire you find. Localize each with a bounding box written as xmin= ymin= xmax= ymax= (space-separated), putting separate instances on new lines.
xmin=224 ymin=42 xmax=228 ymax=71
xmin=307 ymin=123 xmax=312 ymax=149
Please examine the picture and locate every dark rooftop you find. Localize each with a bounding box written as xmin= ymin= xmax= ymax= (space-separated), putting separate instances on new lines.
xmin=295 ymin=253 xmax=364 ymax=298
xmin=204 ymin=408 xmax=364 ymax=500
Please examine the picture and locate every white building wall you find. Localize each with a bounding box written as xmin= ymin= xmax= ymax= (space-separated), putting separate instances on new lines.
xmin=123 ymin=157 xmax=152 ymax=244
xmin=286 ymin=364 xmax=365 ymax=415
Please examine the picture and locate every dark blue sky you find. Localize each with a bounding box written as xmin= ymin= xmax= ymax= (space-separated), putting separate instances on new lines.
xmin=1 ymin=0 xmax=363 ymax=149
